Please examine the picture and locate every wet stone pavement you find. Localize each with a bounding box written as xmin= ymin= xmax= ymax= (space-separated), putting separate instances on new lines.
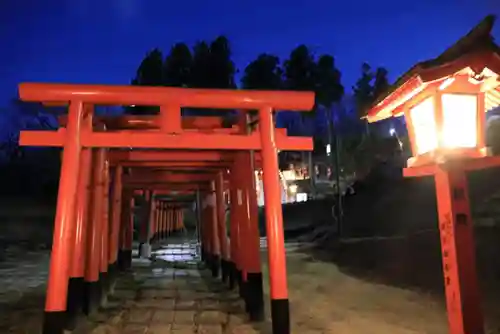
xmin=0 ymin=237 xmax=303 ymax=333
xmin=81 ymin=241 xmax=261 ymax=334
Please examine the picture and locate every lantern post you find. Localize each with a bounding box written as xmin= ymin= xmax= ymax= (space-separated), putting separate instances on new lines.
xmin=366 ymin=15 xmax=500 ymax=334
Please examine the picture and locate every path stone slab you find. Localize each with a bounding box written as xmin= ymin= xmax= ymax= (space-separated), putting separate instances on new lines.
xmin=122 ymin=324 xmax=149 ymax=334
xmin=147 ymin=324 xmax=172 ymax=333
xmin=128 ymin=309 xmax=153 ymax=323
xmin=198 ymin=310 xmax=228 ymax=325
xmin=197 ymin=324 xmax=224 ymax=334
xmin=151 ymin=310 xmax=175 ymax=323
xmin=174 ymin=310 xmax=196 ymax=324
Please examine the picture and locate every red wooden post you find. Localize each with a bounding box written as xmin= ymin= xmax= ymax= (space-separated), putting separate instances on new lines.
xmin=434 ymin=166 xmax=483 ymax=334
xmin=216 ymin=171 xmax=230 ymax=283
xmin=151 ymin=200 xmax=157 ymax=241
xmin=65 ymin=108 xmax=93 ymax=329
xmin=209 ymin=182 xmax=221 ymax=277
xmin=154 ymin=200 xmax=160 ymax=240
xmin=167 ymin=205 xmax=173 ymax=236
xmin=228 ymin=165 xmax=240 ymax=290
xmin=42 ymin=101 xmax=84 ymax=334
xmin=240 ymin=151 xmax=264 ymax=321
xmin=140 ymin=191 xmax=153 ymax=258
xmin=118 ymin=190 xmax=133 ymax=271
xmin=200 ymin=193 xmax=209 ymax=264
xmin=177 ymin=208 xmax=181 ymax=231
xmin=100 ymin=152 xmax=111 ymax=305
xmin=233 ymin=154 xmax=249 ymax=301
xmin=83 ymin=146 xmax=105 ymax=315
xmin=138 ymin=191 xmax=149 ymax=256
xmin=160 ymin=202 xmax=166 ymax=239
xmin=173 ymin=206 xmax=177 ymax=233
xmin=108 ymin=165 xmax=123 ymax=290
xmin=259 ymin=106 xmax=290 ymax=333
xmin=180 ymin=209 xmax=185 ymax=231
xmin=177 ymin=207 xmax=181 ymax=231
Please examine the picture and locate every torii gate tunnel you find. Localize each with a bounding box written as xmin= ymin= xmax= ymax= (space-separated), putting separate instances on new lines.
xmin=17 ymin=83 xmax=314 ymax=334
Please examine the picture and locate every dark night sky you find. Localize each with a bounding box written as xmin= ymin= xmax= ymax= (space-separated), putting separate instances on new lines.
xmin=0 ymin=0 xmax=498 ymax=113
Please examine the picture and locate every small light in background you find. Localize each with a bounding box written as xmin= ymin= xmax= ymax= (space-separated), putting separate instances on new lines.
xmin=326 ymin=144 xmax=331 ymax=156
xmin=296 ymin=193 xmax=308 ymax=202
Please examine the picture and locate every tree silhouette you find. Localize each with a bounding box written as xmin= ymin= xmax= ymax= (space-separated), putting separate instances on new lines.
xmin=127 ymin=49 xmax=164 ymax=115
xmin=163 ymin=43 xmax=193 ymax=87
xmin=353 ymin=63 xmax=391 ymax=136
xmin=283 ymin=45 xmax=317 ymax=134
xmin=190 ymin=41 xmax=212 ymax=88
xmin=373 ymin=67 xmax=390 ymax=102
xmin=314 ymin=54 xmax=344 ymax=151
xmin=189 ymin=36 xmax=236 ymax=118
xmin=353 ymin=62 xmax=374 ymax=119
xmin=126 ymin=37 xmax=237 ymax=120
xmin=241 ymin=53 xmax=283 ymax=90
xmin=0 ymin=100 xmax=61 ymax=197
xmin=315 ymin=54 xmax=344 ymax=108
xmin=207 ymin=36 xmax=236 ymax=89
xmin=136 ymin=49 xmax=164 ymax=86
xmin=1 ymin=100 xmax=59 ymax=161
xmin=314 ymin=54 xmax=345 ymax=224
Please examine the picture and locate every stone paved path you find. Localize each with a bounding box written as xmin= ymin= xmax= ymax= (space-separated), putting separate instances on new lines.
xmin=83 ymin=241 xmax=262 ymax=334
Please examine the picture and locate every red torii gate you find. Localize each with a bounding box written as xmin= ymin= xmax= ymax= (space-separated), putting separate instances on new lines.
xmin=18 ymin=82 xmax=314 ymax=334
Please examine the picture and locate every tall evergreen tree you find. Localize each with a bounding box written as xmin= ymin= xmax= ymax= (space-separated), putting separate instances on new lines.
xmin=163 ymin=43 xmax=193 ymax=87
xmin=315 ymin=54 xmax=344 ymax=108
xmin=208 ymin=36 xmax=236 ymax=89
xmin=314 ymin=54 xmax=345 ymax=227
xmin=353 ymin=62 xmax=374 ymax=119
xmin=241 ymin=53 xmax=283 ymax=90
xmin=373 ymin=67 xmax=390 ymax=102
xmin=283 ymin=45 xmax=316 ymax=92
xmin=127 ymin=49 xmax=164 ymax=115
xmin=189 ymin=41 xmax=211 ymax=88
xmin=283 ymin=45 xmax=317 ymax=135
xmin=189 ymin=36 xmax=236 ymax=118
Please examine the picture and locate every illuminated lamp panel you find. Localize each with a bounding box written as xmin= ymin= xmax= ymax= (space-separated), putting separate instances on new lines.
xmin=441 ymin=94 xmax=478 ymax=148
xmin=410 ymin=97 xmax=438 ymax=155
xmin=485 ymin=89 xmax=500 ymax=112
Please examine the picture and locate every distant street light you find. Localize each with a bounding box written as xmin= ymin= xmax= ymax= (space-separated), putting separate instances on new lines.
xmin=389 ymin=127 xmax=403 ymax=149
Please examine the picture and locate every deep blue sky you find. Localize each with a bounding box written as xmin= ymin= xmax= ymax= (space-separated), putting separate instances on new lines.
xmin=0 ymin=0 xmax=498 ymax=113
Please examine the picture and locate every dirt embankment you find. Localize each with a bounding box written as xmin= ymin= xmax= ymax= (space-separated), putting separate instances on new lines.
xmin=288 ymin=165 xmax=500 ymax=329
xmin=0 ymin=197 xmax=54 ymax=257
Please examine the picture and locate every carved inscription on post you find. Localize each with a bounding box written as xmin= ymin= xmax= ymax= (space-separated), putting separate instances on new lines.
xmin=441 ymin=213 xmax=452 ymax=285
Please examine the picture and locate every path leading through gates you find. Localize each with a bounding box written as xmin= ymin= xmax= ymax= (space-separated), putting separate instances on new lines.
xmin=81 ymin=237 xmax=256 ymax=334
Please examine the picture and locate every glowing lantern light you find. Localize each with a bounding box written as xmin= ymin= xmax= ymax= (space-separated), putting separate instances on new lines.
xmin=409 ymin=96 xmax=438 ymax=155
xmin=441 ymin=93 xmax=478 ymax=149
xmin=406 ymin=91 xmax=483 ymax=166
xmin=394 ymin=76 xmax=490 ymax=168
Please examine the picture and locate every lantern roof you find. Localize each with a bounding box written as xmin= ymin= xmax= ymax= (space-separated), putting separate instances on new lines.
xmin=367 ymin=15 xmax=500 ymax=123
